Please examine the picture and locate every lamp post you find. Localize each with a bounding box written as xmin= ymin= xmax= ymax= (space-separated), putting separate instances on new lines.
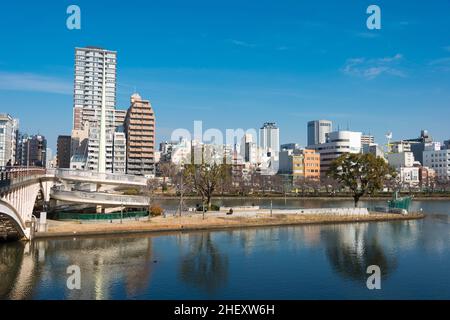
xmin=270 ymin=199 xmax=273 ymax=217
xmin=120 ymin=201 xmax=123 ymax=224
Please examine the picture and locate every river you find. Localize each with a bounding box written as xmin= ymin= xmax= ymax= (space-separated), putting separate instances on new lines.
xmin=0 ymin=199 xmax=449 ymax=299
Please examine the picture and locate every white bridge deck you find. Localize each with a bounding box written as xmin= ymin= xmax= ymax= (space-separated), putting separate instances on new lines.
xmin=51 ymin=190 xmax=149 ymax=207
xmin=50 ymin=169 xmax=148 ymax=187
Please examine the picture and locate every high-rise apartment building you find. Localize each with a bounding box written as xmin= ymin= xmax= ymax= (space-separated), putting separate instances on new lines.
xmin=307 ymin=120 xmax=332 ymax=147
xmin=124 ymin=93 xmax=156 ymax=176
xmin=0 ymin=114 xmax=19 ymax=166
xmin=17 ymin=134 xmax=47 ymax=168
xmin=73 ymin=46 xmax=117 ymax=131
xmin=57 ymin=135 xmax=72 ymax=168
xmin=259 ymin=122 xmax=280 ymax=158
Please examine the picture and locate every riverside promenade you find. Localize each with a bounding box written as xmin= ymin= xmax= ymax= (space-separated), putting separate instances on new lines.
xmin=35 ymin=211 xmax=424 ymax=239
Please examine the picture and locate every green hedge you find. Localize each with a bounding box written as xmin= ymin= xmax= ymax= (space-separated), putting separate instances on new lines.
xmin=55 ymin=211 xmax=149 ymax=221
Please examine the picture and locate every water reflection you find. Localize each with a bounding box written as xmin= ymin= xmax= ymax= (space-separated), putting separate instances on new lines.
xmin=0 ymin=200 xmax=449 ymax=299
xmin=323 ymin=223 xmax=397 ymax=281
xmin=178 ymin=233 xmax=228 ymax=294
xmin=0 ymin=236 xmax=155 ymax=299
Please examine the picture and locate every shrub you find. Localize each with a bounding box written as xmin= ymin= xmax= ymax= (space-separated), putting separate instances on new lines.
xmin=122 ymin=188 xmax=140 ymax=195
xmin=210 ymin=204 xmax=220 ymax=211
xmin=150 ymin=204 xmax=164 ymax=217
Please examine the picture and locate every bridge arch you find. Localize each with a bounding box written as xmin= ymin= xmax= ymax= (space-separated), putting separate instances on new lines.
xmin=0 ymin=200 xmax=26 ymax=240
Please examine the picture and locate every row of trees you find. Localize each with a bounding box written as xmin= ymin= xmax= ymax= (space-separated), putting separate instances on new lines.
xmin=152 ymin=154 xmax=450 ymax=209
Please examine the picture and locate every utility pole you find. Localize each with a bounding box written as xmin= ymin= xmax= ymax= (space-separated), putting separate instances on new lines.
xmin=120 ymin=201 xmax=123 ymax=224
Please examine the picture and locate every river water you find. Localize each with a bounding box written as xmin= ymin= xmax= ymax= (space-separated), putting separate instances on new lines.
xmin=0 ymin=199 xmax=449 ymax=300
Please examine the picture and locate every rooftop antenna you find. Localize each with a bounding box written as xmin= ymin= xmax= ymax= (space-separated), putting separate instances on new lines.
xmin=346 ymin=121 xmax=349 ymax=131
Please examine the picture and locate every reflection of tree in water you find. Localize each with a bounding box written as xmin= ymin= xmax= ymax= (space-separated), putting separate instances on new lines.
xmin=0 ymin=241 xmax=24 ymax=299
xmin=124 ymin=238 xmax=153 ymax=297
xmin=324 ymin=224 xmax=397 ymax=282
xmin=179 ymin=233 xmax=228 ymax=294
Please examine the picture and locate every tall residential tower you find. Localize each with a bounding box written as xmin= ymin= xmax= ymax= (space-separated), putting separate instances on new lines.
xmin=124 ymin=93 xmax=156 ymax=176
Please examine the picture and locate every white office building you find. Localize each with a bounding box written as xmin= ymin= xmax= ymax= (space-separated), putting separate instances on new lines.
xmin=423 ymin=149 xmax=450 ymax=180
xmin=240 ymin=134 xmax=259 ymax=165
xmin=310 ymin=130 xmax=362 ymax=175
xmin=0 ymin=114 xmax=19 ymax=166
xmin=386 ymin=152 xmax=415 ymax=169
xmin=398 ymin=167 xmax=420 ymax=187
xmin=307 ymin=120 xmax=332 ymax=146
xmin=259 ymin=122 xmax=280 ymax=158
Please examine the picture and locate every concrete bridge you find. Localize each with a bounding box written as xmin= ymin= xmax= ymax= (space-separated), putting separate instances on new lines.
xmin=0 ymin=167 xmax=54 ymax=241
xmin=0 ymin=167 xmax=150 ymax=241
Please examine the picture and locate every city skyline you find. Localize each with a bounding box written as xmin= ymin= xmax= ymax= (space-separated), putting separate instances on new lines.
xmin=0 ymin=1 xmax=450 ymax=151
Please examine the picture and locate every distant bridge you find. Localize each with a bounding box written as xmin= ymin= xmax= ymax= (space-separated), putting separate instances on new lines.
xmin=0 ymin=167 xmax=150 ymax=241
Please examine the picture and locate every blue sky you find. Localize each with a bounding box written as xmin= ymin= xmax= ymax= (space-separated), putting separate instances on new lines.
xmin=0 ymin=0 xmax=449 ymax=151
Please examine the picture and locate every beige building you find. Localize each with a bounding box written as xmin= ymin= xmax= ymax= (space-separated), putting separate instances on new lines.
xmin=124 ymin=93 xmax=156 ymax=176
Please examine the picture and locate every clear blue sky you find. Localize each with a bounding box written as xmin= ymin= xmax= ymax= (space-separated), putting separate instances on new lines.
xmin=0 ymin=0 xmax=449 ymax=152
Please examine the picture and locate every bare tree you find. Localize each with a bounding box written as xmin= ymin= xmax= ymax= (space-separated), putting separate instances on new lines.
xmin=159 ymin=162 xmax=178 ymax=194
xmin=184 ymin=163 xmax=230 ymax=210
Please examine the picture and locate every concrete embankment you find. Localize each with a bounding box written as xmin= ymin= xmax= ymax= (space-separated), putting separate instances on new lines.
xmin=35 ymin=212 xmax=425 ymax=239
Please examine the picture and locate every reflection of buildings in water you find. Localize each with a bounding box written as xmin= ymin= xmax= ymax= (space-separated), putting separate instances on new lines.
xmin=0 ymin=242 xmax=41 ymax=300
xmin=322 ymin=223 xmax=398 ymax=282
xmin=7 ymin=242 xmax=36 ymax=300
xmin=2 ymin=236 xmax=154 ymax=300
xmin=0 ymin=241 xmax=26 ymax=299
xmin=179 ymin=233 xmax=228 ymax=294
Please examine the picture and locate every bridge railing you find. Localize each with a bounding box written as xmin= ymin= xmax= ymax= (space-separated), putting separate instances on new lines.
xmin=0 ymin=166 xmax=46 ymax=189
xmin=51 ymin=189 xmax=150 ymax=206
xmin=52 ymin=169 xmax=149 ymax=186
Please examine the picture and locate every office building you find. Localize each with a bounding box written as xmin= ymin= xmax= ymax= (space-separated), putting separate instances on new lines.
xmin=281 ymin=143 xmax=300 ymax=151
xmin=259 ymin=122 xmax=280 ymax=158
xmin=124 ymin=93 xmax=156 ymax=176
xmin=443 ymin=140 xmax=450 ymax=150
xmin=361 ymin=134 xmax=375 ymax=146
xmin=362 ymin=143 xmax=385 ymax=159
xmin=404 ymin=130 xmax=434 ymax=165
xmin=309 ymin=130 xmax=362 ymax=175
xmin=0 ymin=114 xmax=19 ymax=166
xmin=279 ymin=148 xmax=320 ymax=180
xmin=423 ymin=149 xmax=450 ymax=180
xmin=398 ymin=167 xmax=420 ymax=187
xmin=307 ymin=120 xmax=332 ymax=146
xmin=57 ymin=135 xmax=72 ymax=169
xmin=386 ymin=152 xmax=415 ymax=169
xmin=240 ymin=134 xmax=259 ymax=165
xmin=390 ymin=141 xmax=411 ymax=153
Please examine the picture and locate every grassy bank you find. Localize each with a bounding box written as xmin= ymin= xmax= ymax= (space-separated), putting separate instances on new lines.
xmin=35 ymin=212 xmax=425 ymax=239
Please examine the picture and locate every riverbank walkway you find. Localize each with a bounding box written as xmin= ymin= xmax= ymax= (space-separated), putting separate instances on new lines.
xmin=35 ymin=211 xmax=424 ymax=239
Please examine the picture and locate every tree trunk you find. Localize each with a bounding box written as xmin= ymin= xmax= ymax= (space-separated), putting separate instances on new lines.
xmin=207 ymin=195 xmax=212 ymax=210
xmin=354 ymin=195 xmax=361 ymax=208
